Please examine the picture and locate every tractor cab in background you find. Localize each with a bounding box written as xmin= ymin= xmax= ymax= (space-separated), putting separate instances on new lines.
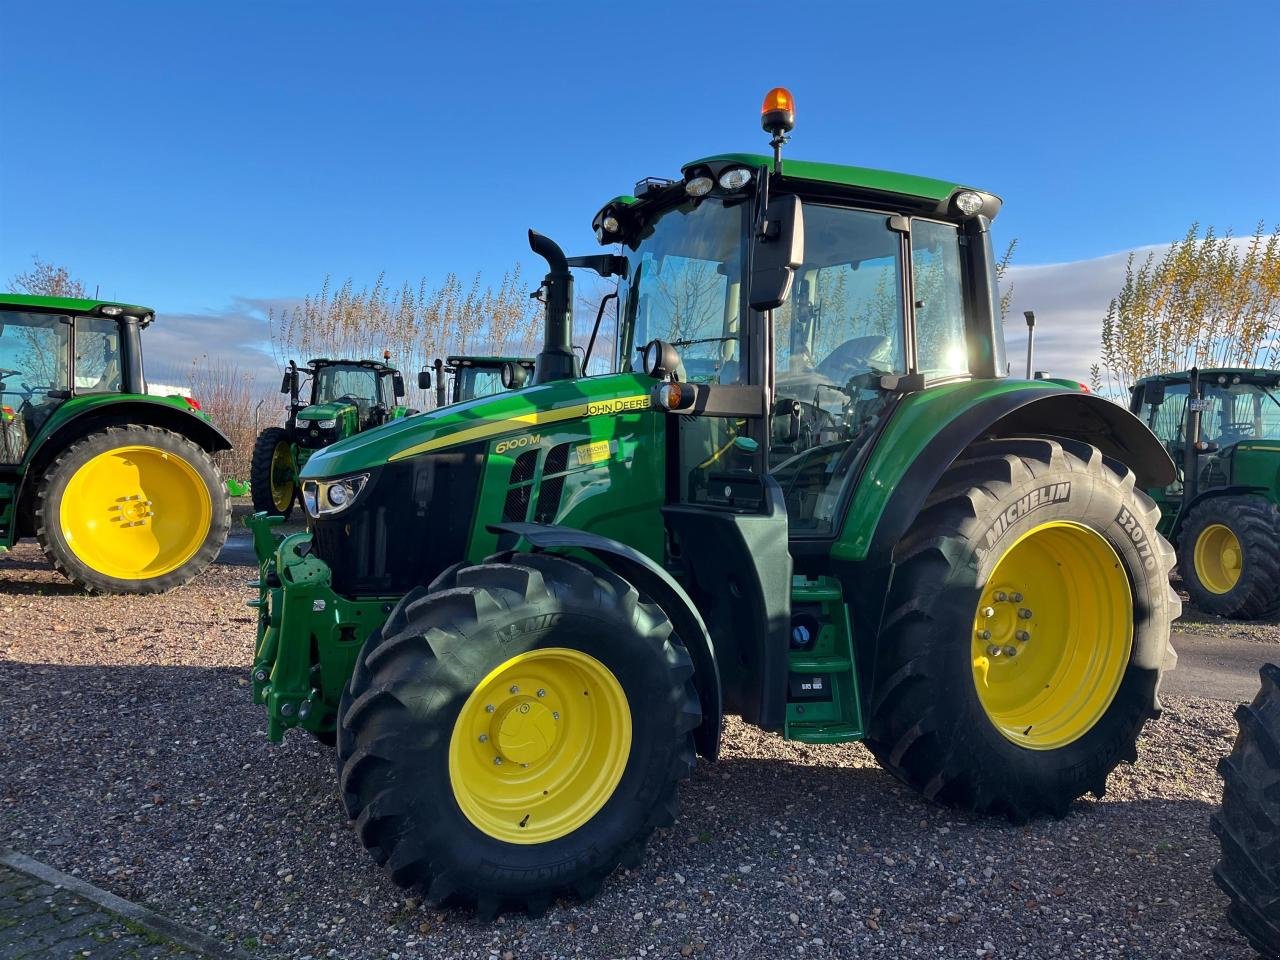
xmin=418 ymin=354 xmax=536 ymax=407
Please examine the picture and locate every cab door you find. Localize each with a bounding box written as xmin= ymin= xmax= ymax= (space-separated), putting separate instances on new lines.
xmin=0 ymin=309 xmax=73 ymax=464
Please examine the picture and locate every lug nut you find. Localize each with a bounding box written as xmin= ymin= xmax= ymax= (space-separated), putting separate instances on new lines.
xmin=1018 ymin=608 xmax=1033 ymax=619
xmin=977 ymin=629 xmax=992 ymax=641
xmin=981 ymin=606 xmax=996 ymax=619
xmin=995 ymin=591 xmax=1008 ymax=602
xmin=987 ymin=645 xmax=1002 ymax=657
xmin=552 ymin=711 xmax=560 ymax=720
xmin=509 ymin=685 xmax=519 ymax=694
xmin=1011 ymin=592 xmax=1024 ymax=603
xmin=478 ymin=734 xmax=488 ymax=743
xmin=1003 ymin=646 xmax=1018 ymax=657
xmin=485 ymin=704 xmax=495 ymax=713
xmin=254 ymin=670 xmax=267 ymax=682
xmin=1016 ymin=630 xmax=1030 ymax=642
xmin=536 ymin=689 xmax=546 ymax=698
xmin=493 ymin=757 xmax=503 ymax=765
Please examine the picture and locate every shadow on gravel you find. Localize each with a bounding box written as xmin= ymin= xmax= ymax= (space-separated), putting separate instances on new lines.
xmin=0 ymin=577 xmax=87 ymax=595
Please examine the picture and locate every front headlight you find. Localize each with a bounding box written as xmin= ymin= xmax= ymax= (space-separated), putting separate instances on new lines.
xmin=302 ymin=473 xmax=369 ymax=517
xmin=316 ymin=418 xmax=338 ymax=430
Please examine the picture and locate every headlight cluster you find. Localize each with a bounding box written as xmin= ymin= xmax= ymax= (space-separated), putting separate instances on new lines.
xmin=685 ymin=166 xmax=753 ymax=197
xmin=302 ymin=474 xmax=369 ymax=517
xmin=316 ymin=418 xmax=338 ymax=430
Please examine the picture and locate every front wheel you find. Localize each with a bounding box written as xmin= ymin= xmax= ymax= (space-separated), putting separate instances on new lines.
xmin=250 ymin=426 xmax=297 ymax=519
xmin=337 ymin=553 xmax=700 ymax=916
xmin=35 ymin=424 xmax=231 ymax=593
xmin=1212 ymin=663 xmax=1280 ymax=958
xmin=866 ymin=437 xmax=1180 ymax=820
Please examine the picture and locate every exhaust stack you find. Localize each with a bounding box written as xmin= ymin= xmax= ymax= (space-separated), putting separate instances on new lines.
xmin=528 ymin=230 xmax=576 ymax=384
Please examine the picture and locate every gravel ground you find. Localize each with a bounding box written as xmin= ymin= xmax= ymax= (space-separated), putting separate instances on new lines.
xmin=0 ymin=540 xmax=1258 ymax=960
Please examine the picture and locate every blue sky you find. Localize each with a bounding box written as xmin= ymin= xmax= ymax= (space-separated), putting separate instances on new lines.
xmin=2 ymin=1 xmax=1277 ymax=382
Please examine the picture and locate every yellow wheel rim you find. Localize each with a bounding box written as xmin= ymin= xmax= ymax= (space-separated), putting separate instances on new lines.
xmin=59 ymin=444 xmax=213 ymax=580
xmin=448 ymin=647 xmax=631 ymax=844
xmin=269 ymin=442 xmax=295 ymax=512
xmin=1193 ymin=523 xmax=1242 ymax=594
xmin=971 ymin=521 xmax=1133 ymax=750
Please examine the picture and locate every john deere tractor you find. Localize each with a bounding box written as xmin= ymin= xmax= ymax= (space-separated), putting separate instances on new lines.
xmin=249 ymin=89 xmax=1180 ymax=915
xmin=250 ymin=357 xmax=413 ymax=519
xmin=0 ymin=294 xmax=231 ymax=592
xmin=1130 ymin=368 xmax=1280 ymax=619
xmin=420 ymin=354 xmax=536 ymax=408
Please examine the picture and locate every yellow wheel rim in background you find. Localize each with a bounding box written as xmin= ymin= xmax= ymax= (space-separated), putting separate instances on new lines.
xmin=971 ymin=521 xmax=1134 ymax=750
xmin=269 ymin=442 xmax=295 ymax=512
xmin=1193 ymin=523 xmax=1242 ymax=594
xmin=59 ymin=444 xmax=213 ymax=581
xmin=448 ymin=647 xmax=631 ymax=844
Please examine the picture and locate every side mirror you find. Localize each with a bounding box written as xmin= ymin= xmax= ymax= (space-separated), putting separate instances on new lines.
xmin=280 ymin=373 xmax=292 ymax=394
xmin=1143 ymin=382 xmax=1166 ymax=405
xmin=392 ymin=373 xmax=405 ymax=398
xmin=501 ymin=362 xmax=529 ymax=390
xmin=748 ymin=194 xmax=804 ymax=312
xmin=417 ymin=369 xmax=432 ymax=390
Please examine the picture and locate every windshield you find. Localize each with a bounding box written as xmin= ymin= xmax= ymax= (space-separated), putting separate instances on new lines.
xmin=1142 ymin=379 xmax=1280 ymax=447
xmin=618 ymin=197 xmax=747 ymax=384
xmin=315 ymin=364 xmax=381 ymax=405
xmin=457 ymin=366 xmax=506 ymax=402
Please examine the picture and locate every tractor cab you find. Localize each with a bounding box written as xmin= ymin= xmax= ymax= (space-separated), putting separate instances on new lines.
xmin=418 ymin=355 xmax=535 ymax=407
xmin=293 ymin=358 xmax=405 ymax=437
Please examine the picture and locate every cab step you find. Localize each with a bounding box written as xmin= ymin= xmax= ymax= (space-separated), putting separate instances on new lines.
xmin=784 ymin=576 xmax=864 ymax=744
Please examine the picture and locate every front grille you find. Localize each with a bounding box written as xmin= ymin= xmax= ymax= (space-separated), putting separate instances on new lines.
xmin=297 ymin=424 xmax=339 ymax=449
xmin=533 ymin=475 xmax=564 ymax=523
xmin=311 ymin=442 xmax=485 ymax=595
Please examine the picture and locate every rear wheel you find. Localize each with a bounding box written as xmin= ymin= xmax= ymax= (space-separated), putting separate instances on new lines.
xmin=1212 ymin=663 xmax=1280 ymax=958
xmin=36 ymin=425 xmax=230 ymax=593
xmin=866 ymin=438 xmax=1180 ymax=819
xmin=1179 ymin=496 xmax=1280 ymax=620
xmin=337 ymin=553 xmax=700 ymax=916
xmin=250 ymin=427 xmax=297 ymax=519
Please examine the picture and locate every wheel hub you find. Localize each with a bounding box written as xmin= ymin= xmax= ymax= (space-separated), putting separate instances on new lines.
xmin=1194 ymin=523 xmax=1243 ymax=594
xmin=492 ymin=697 xmax=559 ymax=766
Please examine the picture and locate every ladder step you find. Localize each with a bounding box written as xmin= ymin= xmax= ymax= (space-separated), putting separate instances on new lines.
xmin=787 ymin=721 xmax=863 ymax=744
xmin=788 ymin=656 xmax=852 ymax=673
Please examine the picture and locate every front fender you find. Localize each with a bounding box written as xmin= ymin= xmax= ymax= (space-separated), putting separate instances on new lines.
xmin=490 ymin=521 xmax=723 ymax=760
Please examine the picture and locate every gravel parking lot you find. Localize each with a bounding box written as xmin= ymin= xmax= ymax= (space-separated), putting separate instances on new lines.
xmin=0 ymin=533 xmax=1264 ymax=959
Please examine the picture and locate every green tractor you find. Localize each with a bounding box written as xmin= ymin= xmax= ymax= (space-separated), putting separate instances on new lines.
xmin=420 ymin=354 xmax=537 ymax=407
xmin=250 ymin=357 xmax=414 ymax=519
xmin=249 ymin=89 xmax=1180 ymax=915
xmin=0 ymin=294 xmax=231 ymax=592
xmin=1130 ymin=368 xmax=1280 ymax=619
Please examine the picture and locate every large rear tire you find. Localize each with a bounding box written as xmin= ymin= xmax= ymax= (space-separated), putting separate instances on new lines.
xmin=250 ymin=426 xmax=296 ymax=519
xmin=1179 ymin=495 xmax=1280 ymax=620
xmin=35 ymin=424 xmax=230 ymax=593
xmin=337 ymin=553 xmax=700 ymax=916
xmin=865 ymin=437 xmax=1180 ymax=819
xmin=1212 ymin=663 xmax=1280 ymax=959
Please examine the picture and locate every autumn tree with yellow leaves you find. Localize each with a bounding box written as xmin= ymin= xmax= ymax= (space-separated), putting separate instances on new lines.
xmin=1091 ymin=224 xmax=1280 ymax=395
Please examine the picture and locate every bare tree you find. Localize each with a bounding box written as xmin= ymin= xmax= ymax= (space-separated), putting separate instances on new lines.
xmin=9 ymin=256 xmax=88 ymax=298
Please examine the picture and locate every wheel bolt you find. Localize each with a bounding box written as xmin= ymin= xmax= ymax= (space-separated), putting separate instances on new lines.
xmin=552 ymin=711 xmax=560 ymax=720
xmin=509 ymin=685 xmax=519 ymax=694
xmin=478 ymin=734 xmax=488 ymax=743
xmin=485 ymin=704 xmax=495 ymax=713
xmin=1011 ymin=592 xmax=1024 ymax=603
xmin=977 ymin=629 xmax=992 ymax=641
xmin=493 ymin=757 xmax=503 ymax=765
xmin=536 ymin=688 xmax=546 ymax=698
xmin=1018 ymin=608 xmax=1033 ymax=620
xmin=1003 ymin=646 xmax=1018 ymax=657
xmin=981 ymin=606 xmax=995 ymax=619
xmin=1016 ymin=630 xmax=1030 ymax=642
xmin=987 ymin=645 xmax=1002 ymax=657
xmin=994 ymin=591 xmax=1008 ymax=602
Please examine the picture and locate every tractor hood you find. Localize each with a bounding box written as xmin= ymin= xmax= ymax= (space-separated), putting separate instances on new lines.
xmin=297 ymin=401 xmax=357 ymax=422
xmin=299 ymin=372 xmax=655 ymax=480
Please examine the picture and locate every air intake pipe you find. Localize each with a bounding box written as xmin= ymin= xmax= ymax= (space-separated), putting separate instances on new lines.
xmin=528 ymin=229 xmax=576 ymax=383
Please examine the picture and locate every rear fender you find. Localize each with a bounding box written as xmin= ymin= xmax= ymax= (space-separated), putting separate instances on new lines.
xmin=490 ymin=521 xmax=723 ymax=760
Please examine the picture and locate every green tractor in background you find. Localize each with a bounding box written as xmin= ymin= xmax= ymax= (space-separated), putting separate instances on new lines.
xmin=420 ymin=354 xmax=536 ymax=407
xmin=248 ymin=89 xmax=1180 ymax=915
xmin=0 ymin=294 xmax=231 ymax=593
xmin=1130 ymin=368 xmax=1280 ymax=619
xmin=250 ymin=356 xmax=414 ymax=519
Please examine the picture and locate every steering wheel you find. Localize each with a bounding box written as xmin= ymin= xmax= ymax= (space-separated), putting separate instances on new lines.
xmin=0 ymin=369 xmax=22 ymax=380
xmin=816 ymin=335 xmax=893 ymax=381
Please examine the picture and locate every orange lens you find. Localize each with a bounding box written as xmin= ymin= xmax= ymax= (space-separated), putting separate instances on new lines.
xmin=761 ymin=86 xmax=794 ymax=117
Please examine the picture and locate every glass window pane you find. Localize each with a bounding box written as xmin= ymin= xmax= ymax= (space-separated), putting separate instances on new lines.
xmin=911 ymin=220 xmax=968 ymax=376
xmin=75 ymin=316 xmax=123 ymax=393
xmin=0 ymin=310 xmax=72 ymax=462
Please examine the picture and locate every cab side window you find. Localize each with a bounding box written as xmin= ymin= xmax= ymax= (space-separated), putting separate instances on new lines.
xmin=911 ymin=220 xmax=968 ymax=377
xmin=76 ymin=317 xmax=123 ymax=394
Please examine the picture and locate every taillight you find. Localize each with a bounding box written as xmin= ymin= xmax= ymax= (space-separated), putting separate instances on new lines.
xmin=183 ymin=396 xmax=203 ymax=411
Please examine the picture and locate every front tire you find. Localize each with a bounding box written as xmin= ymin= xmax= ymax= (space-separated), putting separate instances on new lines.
xmin=866 ymin=438 xmax=1180 ymax=819
xmin=250 ymin=426 xmax=297 ymax=519
xmin=337 ymin=553 xmax=700 ymax=916
xmin=1213 ymin=663 xmax=1280 ymax=958
xmin=36 ymin=424 xmax=230 ymax=593
xmin=1179 ymin=496 xmax=1280 ymax=620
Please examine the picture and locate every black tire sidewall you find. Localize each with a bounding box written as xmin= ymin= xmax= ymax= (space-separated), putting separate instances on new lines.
xmin=250 ymin=427 xmax=295 ymax=519
xmin=1178 ymin=496 xmax=1280 ymax=618
xmin=38 ymin=426 xmax=229 ymax=592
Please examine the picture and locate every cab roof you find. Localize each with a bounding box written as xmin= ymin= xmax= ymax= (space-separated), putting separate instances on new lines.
xmin=1136 ymin=368 xmax=1280 ymax=386
xmin=0 ymin=293 xmax=155 ymax=324
xmin=446 ymin=355 xmax=534 ymax=369
xmin=307 ymin=358 xmax=398 ymax=374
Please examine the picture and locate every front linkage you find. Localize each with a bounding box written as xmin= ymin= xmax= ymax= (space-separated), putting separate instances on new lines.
xmin=246 ymin=511 xmax=389 ymax=742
